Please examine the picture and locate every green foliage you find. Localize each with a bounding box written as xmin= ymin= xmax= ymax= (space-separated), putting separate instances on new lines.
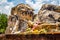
xmin=0 ymin=13 xmax=7 ymax=33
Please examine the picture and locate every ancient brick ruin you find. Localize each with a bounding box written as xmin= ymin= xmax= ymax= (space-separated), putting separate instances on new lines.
xmin=5 ymin=4 xmax=34 ymax=34
xmin=5 ymin=4 xmax=60 ymax=34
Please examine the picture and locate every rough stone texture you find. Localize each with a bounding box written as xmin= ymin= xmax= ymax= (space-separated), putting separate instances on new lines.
xmin=5 ymin=15 xmax=29 ymax=34
xmin=37 ymin=4 xmax=60 ymax=31
xmin=5 ymin=4 xmax=34 ymax=34
xmin=38 ymin=10 xmax=60 ymax=23
xmin=5 ymin=4 xmax=60 ymax=34
xmin=38 ymin=4 xmax=60 ymax=23
xmin=11 ymin=3 xmax=34 ymax=21
xmin=40 ymin=4 xmax=60 ymax=12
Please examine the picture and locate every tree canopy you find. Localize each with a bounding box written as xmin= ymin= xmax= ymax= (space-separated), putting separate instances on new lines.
xmin=0 ymin=13 xmax=7 ymax=33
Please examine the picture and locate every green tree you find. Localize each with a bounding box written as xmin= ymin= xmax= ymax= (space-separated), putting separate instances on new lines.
xmin=0 ymin=13 xmax=7 ymax=34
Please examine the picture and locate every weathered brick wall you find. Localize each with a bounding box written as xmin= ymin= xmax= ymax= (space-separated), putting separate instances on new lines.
xmin=0 ymin=34 xmax=5 ymax=40
xmin=0 ymin=34 xmax=60 ymax=40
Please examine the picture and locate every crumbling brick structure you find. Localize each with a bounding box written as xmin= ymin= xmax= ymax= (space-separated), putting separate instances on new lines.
xmin=11 ymin=3 xmax=34 ymax=20
xmin=38 ymin=4 xmax=60 ymax=23
xmin=5 ymin=4 xmax=60 ymax=34
xmin=5 ymin=4 xmax=34 ymax=34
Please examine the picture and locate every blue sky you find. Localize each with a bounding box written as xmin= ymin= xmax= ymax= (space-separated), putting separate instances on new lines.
xmin=0 ymin=0 xmax=60 ymax=15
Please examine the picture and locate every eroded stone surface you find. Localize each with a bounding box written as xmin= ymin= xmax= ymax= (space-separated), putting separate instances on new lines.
xmin=5 ymin=4 xmax=34 ymax=34
xmin=38 ymin=10 xmax=60 ymax=23
xmin=40 ymin=4 xmax=60 ymax=12
xmin=5 ymin=4 xmax=60 ymax=34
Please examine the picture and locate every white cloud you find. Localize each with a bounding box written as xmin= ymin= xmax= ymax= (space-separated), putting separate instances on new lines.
xmin=25 ymin=0 xmax=45 ymax=14
xmin=0 ymin=10 xmax=1 ymax=12
xmin=4 ymin=2 xmax=14 ymax=15
xmin=0 ymin=0 xmax=60 ymax=15
xmin=0 ymin=0 xmax=7 ymax=2
xmin=25 ymin=0 xmax=60 ymax=14
xmin=51 ymin=0 xmax=59 ymax=5
xmin=4 ymin=2 xmax=14 ymax=10
xmin=0 ymin=0 xmax=7 ymax=4
xmin=5 ymin=6 xmax=10 ymax=10
xmin=0 ymin=0 xmax=14 ymax=15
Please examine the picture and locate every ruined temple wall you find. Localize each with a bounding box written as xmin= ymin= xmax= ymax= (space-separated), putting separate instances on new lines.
xmin=38 ymin=4 xmax=60 ymax=23
xmin=39 ymin=4 xmax=60 ymax=13
xmin=11 ymin=4 xmax=34 ymax=21
xmin=5 ymin=4 xmax=35 ymax=34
